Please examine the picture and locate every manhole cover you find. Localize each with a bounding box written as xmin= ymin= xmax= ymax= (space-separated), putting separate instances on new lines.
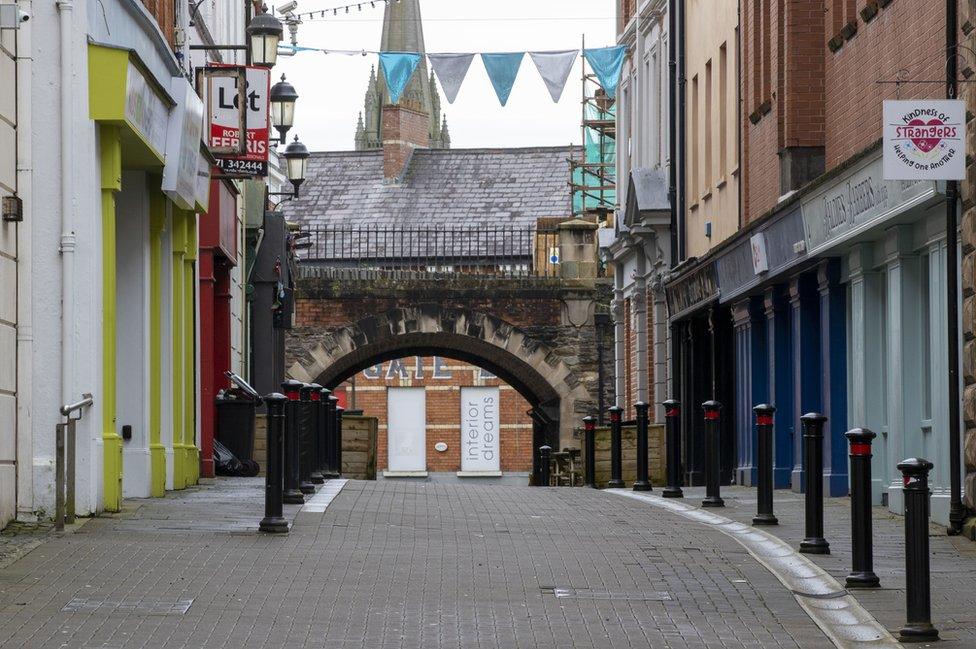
xmin=61 ymin=597 xmax=194 ymax=615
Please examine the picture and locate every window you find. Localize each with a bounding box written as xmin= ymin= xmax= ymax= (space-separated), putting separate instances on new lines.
xmin=662 ymin=35 xmax=670 ymax=166
xmin=719 ymin=43 xmax=728 ymax=179
xmin=705 ymin=59 xmax=713 ymax=190
xmin=752 ymin=0 xmax=761 ymax=108
xmin=691 ymin=74 xmax=699 ymax=200
xmin=920 ymin=253 xmax=932 ymax=421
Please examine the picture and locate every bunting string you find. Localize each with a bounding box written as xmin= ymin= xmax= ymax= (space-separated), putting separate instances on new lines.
xmin=283 ymin=45 xmax=626 ymax=104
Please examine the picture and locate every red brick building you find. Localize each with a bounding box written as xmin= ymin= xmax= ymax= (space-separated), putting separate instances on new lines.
xmin=333 ymin=356 xmax=534 ymax=478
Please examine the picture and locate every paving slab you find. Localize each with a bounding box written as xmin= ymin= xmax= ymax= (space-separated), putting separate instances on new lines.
xmin=0 ymin=478 xmax=835 ymax=648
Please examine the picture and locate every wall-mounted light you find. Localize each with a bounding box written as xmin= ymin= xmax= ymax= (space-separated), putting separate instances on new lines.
xmin=247 ymin=12 xmax=284 ymax=68
xmin=270 ymin=75 xmax=299 ymax=143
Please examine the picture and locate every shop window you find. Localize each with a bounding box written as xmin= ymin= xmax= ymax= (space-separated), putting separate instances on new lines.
xmin=920 ymin=253 xmax=932 ymax=422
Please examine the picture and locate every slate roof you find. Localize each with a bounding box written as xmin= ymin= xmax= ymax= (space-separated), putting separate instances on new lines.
xmin=283 ymin=146 xmax=579 ymax=230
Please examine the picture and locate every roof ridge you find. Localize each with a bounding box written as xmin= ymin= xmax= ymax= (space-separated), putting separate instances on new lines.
xmin=309 ymin=145 xmax=580 ymax=157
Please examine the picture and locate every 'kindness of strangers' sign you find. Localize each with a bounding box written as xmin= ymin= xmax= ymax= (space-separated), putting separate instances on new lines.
xmin=883 ymin=100 xmax=966 ymax=180
xmin=460 ymin=388 xmax=500 ymax=473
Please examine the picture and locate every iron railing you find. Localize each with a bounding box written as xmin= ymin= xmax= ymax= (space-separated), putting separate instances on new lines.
xmin=297 ymin=226 xmax=562 ymax=280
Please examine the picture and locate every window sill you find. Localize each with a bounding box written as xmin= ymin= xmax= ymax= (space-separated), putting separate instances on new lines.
xmin=689 ymin=201 xmax=699 ymax=212
xmin=716 ymin=177 xmax=727 ymax=190
xmin=731 ymin=165 xmax=740 ymax=178
xmin=701 ymin=189 xmax=712 ymax=202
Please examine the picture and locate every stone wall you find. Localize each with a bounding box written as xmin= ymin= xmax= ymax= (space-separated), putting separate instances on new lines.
xmin=961 ymin=0 xmax=976 ymax=526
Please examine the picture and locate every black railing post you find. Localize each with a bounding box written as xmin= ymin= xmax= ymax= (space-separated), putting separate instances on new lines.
xmin=323 ymin=395 xmax=339 ymax=479
xmin=845 ymin=428 xmax=879 ymax=588
xmin=298 ymin=384 xmax=316 ymax=495
xmin=662 ymin=400 xmax=683 ymax=498
xmin=897 ymin=457 xmax=938 ymax=642
xmin=318 ymin=387 xmax=331 ymax=475
xmin=308 ymin=383 xmax=325 ymax=484
xmin=259 ymin=393 xmax=288 ymax=533
xmin=583 ymin=416 xmax=597 ymax=488
xmin=633 ymin=402 xmax=651 ymax=491
xmin=799 ymin=412 xmax=829 ymax=554
xmin=702 ymin=401 xmax=724 ymax=507
xmin=540 ymin=445 xmax=552 ymax=486
xmin=281 ymin=380 xmax=305 ymax=505
xmin=335 ymin=406 xmax=345 ymax=476
xmin=753 ymin=404 xmax=777 ymax=525
xmin=607 ymin=406 xmax=624 ymax=488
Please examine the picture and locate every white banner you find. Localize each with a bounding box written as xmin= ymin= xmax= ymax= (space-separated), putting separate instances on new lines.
xmin=883 ymin=99 xmax=965 ymax=180
xmin=461 ymin=387 xmax=500 ymax=473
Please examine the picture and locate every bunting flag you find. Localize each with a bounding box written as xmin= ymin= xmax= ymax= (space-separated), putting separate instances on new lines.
xmin=481 ymin=52 xmax=525 ymax=106
xmin=529 ymin=50 xmax=579 ymax=103
xmin=379 ymin=51 xmax=423 ymax=104
xmin=428 ymin=53 xmax=475 ymax=104
xmin=583 ymin=45 xmax=627 ymax=99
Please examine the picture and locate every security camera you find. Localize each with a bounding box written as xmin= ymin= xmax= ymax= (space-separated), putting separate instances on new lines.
xmin=278 ymin=1 xmax=298 ymax=14
xmin=18 ymin=8 xmax=29 ymax=21
xmin=0 ymin=5 xmax=29 ymax=28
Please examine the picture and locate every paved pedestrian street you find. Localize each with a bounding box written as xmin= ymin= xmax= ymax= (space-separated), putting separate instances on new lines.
xmin=0 ymin=479 xmax=846 ymax=649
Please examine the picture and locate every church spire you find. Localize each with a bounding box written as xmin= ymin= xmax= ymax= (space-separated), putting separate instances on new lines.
xmin=355 ymin=0 xmax=450 ymax=150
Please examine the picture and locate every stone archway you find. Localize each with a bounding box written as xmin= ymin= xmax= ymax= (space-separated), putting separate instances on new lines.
xmin=285 ymin=304 xmax=594 ymax=453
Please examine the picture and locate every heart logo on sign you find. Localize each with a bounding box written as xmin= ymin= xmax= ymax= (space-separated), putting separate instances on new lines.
xmin=907 ymin=118 xmax=943 ymax=153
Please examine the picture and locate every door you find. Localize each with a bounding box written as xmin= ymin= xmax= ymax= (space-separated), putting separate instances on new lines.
xmin=461 ymin=387 xmax=501 ymax=473
xmin=387 ymin=387 xmax=426 ymax=472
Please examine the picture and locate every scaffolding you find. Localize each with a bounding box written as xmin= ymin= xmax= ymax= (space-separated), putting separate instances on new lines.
xmin=570 ymin=36 xmax=617 ymax=224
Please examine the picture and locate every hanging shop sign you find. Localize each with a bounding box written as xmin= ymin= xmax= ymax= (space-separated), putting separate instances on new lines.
xmin=124 ymin=60 xmax=170 ymax=158
xmin=202 ymin=65 xmax=271 ymax=177
xmin=883 ymin=100 xmax=966 ymax=180
xmin=803 ymin=152 xmax=941 ymax=256
xmin=162 ymin=77 xmax=208 ymax=211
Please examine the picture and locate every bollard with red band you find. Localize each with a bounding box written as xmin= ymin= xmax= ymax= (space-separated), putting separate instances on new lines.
xmin=799 ymin=412 xmax=829 ymax=554
xmin=281 ymin=380 xmax=305 ymax=505
xmin=323 ymin=395 xmax=340 ymax=479
xmin=845 ymin=428 xmax=879 ymax=588
xmin=335 ymin=406 xmax=345 ymax=476
xmin=308 ymin=383 xmax=325 ymax=485
xmin=662 ymin=400 xmax=683 ymax=498
xmin=701 ymin=401 xmax=724 ymax=507
xmin=297 ymin=384 xmax=316 ymax=495
xmin=607 ymin=406 xmax=624 ymax=488
xmin=317 ymin=388 xmax=331 ymax=477
xmin=633 ymin=403 xmax=651 ymax=491
xmin=583 ymin=416 xmax=597 ymax=488
xmin=897 ymin=457 xmax=938 ymax=642
xmin=752 ymin=404 xmax=777 ymax=525
xmin=259 ymin=393 xmax=289 ymax=533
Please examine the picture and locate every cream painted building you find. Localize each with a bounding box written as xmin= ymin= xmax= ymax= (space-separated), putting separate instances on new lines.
xmin=683 ymin=0 xmax=739 ymax=257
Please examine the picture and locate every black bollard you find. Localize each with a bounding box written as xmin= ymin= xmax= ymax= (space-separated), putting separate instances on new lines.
xmin=753 ymin=404 xmax=778 ymax=525
xmin=308 ymin=384 xmax=325 ymax=484
xmin=539 ymin=445 xmax=552 ymax=486
xmin=799 ymin=412 xmax=829 ymax=554
xmin=323 ymin=395 xmax=339 ymax=479
xmin=583 ymin=416 xmax=597 ymax=488
xmin=607 ymin=406 xmax=625 ymax=488
xmin=281 ymin=380 xmax=305 ymax=505
xmin=259 ymin=393 xmax=289 ymax=533
xmin=298 ymin=384 xmax=316 ymax=495
xmin=317 ymin=388 xmax=332 ymax=480
xmin=701 ymin=401 xmax=724 ymax=507
xmin=633 ymin=402 xmax=652 ymax=491
xmin=845 ymin=428 xmax=879 ymax=588
xmin=897 ymin=457 xmax=938 ymax=642
xmin=662 ymin=400 xmax=683 ymax=498
xmin=335 ymin=406 xmax=345 ymax=476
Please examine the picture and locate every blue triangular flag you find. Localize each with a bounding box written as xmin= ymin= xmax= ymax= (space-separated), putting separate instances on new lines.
xmin=583 ymin=46 xmax=626 ymax=99
xmin=481 ymin=52 xmax=525 ymax=106
xmin=379 ymin=51 xmax=423 ymax=104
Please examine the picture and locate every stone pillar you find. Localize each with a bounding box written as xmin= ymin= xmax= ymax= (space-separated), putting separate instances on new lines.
xmin=817 ymin=259 xmax=848 ymax=496
xmin=960 ymin=0 xmax=976 ymax=532
xmin=558 ymin=219 xmax=600 ymax=280
xmin=634 ymin=254 xmax=648 ymax=405
xmin=789 ymin=272 xmax=821 ymax=493
xmin=612 ymin=278 xmax=626 ymax=410
xmin=651 ymin=277 xmax=669 ymax=422
xmin=764 ymin=285 xmax=793 ymax=489
xmin=847 ymin=244 xmax=886 ymax=504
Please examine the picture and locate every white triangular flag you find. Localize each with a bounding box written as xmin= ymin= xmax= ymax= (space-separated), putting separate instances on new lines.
xmin=529 ymin=50 xmax=578 ymax=103
xmin=428 ymin=53 xmax=475 ymax=104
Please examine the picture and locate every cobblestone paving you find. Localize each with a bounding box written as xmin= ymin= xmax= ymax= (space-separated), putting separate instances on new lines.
xmin=677 ymin=485 xmax=976 ymax=647
xmin=0 ymin=479 xmax=832 ymax=648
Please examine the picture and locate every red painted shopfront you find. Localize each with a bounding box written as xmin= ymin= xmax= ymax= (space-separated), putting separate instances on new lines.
xmin=199 ymin=177 xmax=238 ymax=477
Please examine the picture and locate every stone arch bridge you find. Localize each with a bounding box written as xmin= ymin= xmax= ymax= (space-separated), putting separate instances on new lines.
xmin=285 ymin=266 xmax=612 ymax=483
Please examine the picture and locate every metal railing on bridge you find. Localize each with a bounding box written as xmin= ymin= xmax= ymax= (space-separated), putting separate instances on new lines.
xmin=295 ymin=225 xmax=563 ymax=280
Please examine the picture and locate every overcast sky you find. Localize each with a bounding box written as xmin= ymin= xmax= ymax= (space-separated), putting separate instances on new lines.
xmin=274 ymin=0 xmax=616 ymax=152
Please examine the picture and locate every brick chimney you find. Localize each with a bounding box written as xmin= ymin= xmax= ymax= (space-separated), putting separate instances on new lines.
xmin=382 ymin=104 xmax=429 ymax=182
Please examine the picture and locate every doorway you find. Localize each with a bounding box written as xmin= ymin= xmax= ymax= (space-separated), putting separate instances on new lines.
xmin=387 ymin=387 xmax=427 ymax=474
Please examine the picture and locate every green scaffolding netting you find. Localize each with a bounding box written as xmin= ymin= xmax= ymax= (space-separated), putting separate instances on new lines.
xmin=572 ymin=87 xmax=616 ymax=216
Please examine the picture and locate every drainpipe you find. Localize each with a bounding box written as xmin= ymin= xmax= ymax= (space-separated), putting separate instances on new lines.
xmin=15 ymin=0 xmax=34 ymax=518
xmin=945 ymin=0 xmax=965 ymax=535
xmin=667 ymin=0 xmax=677 ymax=266
xmin=676 ymin=0 xmax=686 ymax=263
xmin=57 ymin=0 xmax=76 ymax=431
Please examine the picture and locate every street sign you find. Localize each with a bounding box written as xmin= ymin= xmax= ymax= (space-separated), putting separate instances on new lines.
xmin=883 ymin=99 xmax=966 ymax=180
xmin=202 ymin=65 xmax=271 ymax=177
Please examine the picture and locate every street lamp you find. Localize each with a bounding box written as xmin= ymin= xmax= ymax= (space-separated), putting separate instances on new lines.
xmin=247 ymin=12 xmax=283 ymax=67
xmin=270 ymin=75 xmax=299 ymax=143
xmin=272 ymin=135 xmax=310 ymax=199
